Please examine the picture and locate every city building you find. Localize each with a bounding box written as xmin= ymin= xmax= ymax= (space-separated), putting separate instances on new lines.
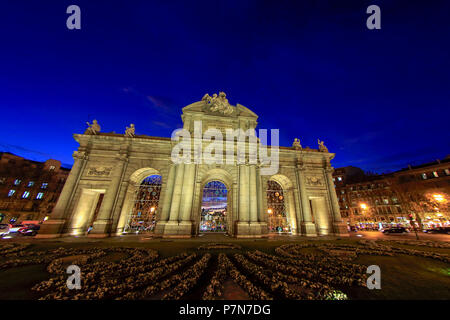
xmin=37 ymin=92 xmax=348 ymax=238
xmin=334 ymin=157 xmax=450 ymax=230
xmin=0 ymin=152 xmax=70 ymax=223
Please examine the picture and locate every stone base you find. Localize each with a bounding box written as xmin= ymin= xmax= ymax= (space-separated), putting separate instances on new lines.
xmin=333 ymin=222 xmax=349 ymax=237
xmin=35 ymin=219 xmax=65 ymax=238
xmin=235 ymin=221 xmax=268 ymax=238
xmin=162 ymin=221 xmax=193 ymax=238
xmin=300 ymin=222 xmax=317 ymax=237
xmin=88 ymin=219 xmax=112 ymax=238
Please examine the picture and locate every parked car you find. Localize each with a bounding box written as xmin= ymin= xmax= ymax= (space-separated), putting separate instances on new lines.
xmin=9 ymin=224 xmax=24 ymax=233
xmin=424 ymin=227 xmax=450 ymax=235
xmin=382 ymin=227 xmax=409 ymax=234
xmin=0 ymin=224 xmax=10 ymax=236
xmin=18 ymin=224 xmax=40 ymax=236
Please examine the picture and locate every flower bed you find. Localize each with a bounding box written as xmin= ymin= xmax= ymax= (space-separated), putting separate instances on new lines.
xmin=197 ymin=243 xmax=242 ymax=250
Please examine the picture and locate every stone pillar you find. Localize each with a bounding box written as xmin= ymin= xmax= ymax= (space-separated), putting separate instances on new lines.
xmin=163 ymin=163 xmax=186 ymax=236
xmin=178 ymin=163 xmax=196 ymax=235
xmin=169 ymin=163 xmax=185 ymax=221
xmin=324 ymin=167 xmax=348 ymax=236
xmin=296 ymin=164 xmax=317 ymax=236
xmin=36 ymin=150 xmax=87 ymax=238
xmin=249 ymin=165 xmax=258 ymax=222
xmin=114 ymin=183 xmax=134 ymax=235
xmin=154 ymin=164 xmax=176 ymax=235
xmin=89 ymin=154 xmax=127 ymax=237
xmin=236 ymin=164 xmax=250 ymax=236
xmin=287 ymin=189 xmax=298 ymax=234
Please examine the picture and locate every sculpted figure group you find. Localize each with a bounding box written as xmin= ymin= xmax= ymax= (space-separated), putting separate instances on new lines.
xmin=85 ymin=120 xmax=136 ymax=137
xmin=202 ymin=92 xmax=234 ymax=115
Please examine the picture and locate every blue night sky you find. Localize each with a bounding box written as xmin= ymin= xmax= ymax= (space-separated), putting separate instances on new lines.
xmin=1 ymin=1 xmax=449 ymax=173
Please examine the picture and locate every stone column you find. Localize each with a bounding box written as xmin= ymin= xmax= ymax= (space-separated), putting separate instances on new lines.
xmin=249 ymin=165 xmax=258 ymax=222
xmin=164 ymin=163 xmax=186 ymax=236
xmin=296 ymin=164 xmax=317 ymax=236
xmin=169 ymin=163 xmax=185 ymax=221
xmin=287 ymin=189 xmax=298 ymax=234
xmin=162 ymin=165 xmax=176 ymax=220
xmin=36 ymin=150 xmax=87 ymax=238
xmin=238 ymin=164 xmax=249 ymax=221
xmin=324 ymin=167 xmax=348 ymax=236
xmin=236 ymin=164 xmax=250 ymax=236
xmin=89 ymin=154 xmax=127 ymax=237
xmin=178 ymin=163 xmax=196 ymax=235
xmin=114 ymin=183 xmax=134 ymax=235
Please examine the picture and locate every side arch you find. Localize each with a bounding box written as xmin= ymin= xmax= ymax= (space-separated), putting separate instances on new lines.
xmin=116 ymin=167 xmax=162 ymax=234
xmin=266 ymin=173 xmax=297 ymax=234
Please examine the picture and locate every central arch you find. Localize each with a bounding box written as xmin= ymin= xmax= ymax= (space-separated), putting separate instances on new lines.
xmin=194 ymin=168 xmax=235 ymax=236
xmin=199 ymin=181 xmax=228 ymax=233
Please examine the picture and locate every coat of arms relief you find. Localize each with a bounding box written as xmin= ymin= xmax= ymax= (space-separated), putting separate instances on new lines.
xmin=306 ymin=175 xmax=324 ymax=187
xmin=86 ymin=166 xmax=113 ymax=177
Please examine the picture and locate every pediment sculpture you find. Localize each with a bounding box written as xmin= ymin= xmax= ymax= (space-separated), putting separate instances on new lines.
xmin=202 ymin=92 xmax=235 ymax=116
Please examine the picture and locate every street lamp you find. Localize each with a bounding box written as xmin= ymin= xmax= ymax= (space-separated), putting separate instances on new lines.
xmin=360 ymin=203 xmax=368 ymax=210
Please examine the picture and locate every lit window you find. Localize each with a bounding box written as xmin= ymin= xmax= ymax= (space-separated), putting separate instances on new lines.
xmin=337 ymin=177 xmax=342 ymax=181
xmin=27 ymin=181 xmax=34 ymax=187
xmin=340 ymin=190 xmax=345 ymax=194
xmin=8 ymin=190 xmax=16 ymax=197
xmin=383 ymin=198 xmax=389 ymax=204
xmin=22 ymin=191 xmax=30 ymax=199
xmin=445 ymin=169 xmax=450 ymax=176
xmin=421 ymin=173 xmax=427 ymax=179
xmin=432 ymin=171 xmax=439 ymax=178
xmin=332 ymin=177 xmax=335 ymax=182
xmin=0 ymin=178 xmax=5 ymax=184
xmin=41 ymin=182 xmax=48 ymax=189
xmin=14 ymin=179 xmax=21 ymax=185
xmin=36 ymin=192 xmax=44 ymax=200
xmin=49 ymin=165 xmax=55 ymax=170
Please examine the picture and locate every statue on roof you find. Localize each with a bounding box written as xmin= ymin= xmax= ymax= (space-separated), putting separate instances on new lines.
xmin=318 ymin=139 xmax=328 ymax=153
xmin=292 ymin=138 xmax=302 ymax=150
xmin=85 ymin=119 xmax=101 ymax=135
xmin=125 ymin=123 xmax=135 ymax=137
xmin=202 ymin=91 xmax=234 ymax=115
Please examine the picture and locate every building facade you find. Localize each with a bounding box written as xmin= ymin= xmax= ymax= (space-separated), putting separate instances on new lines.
xmin=0 ymin=152 xmax=69 ymax=223
xmin=38 ymin=93 xmax=348 ymax=238
xmin=334 ymin=158 xmax=450 ymax=230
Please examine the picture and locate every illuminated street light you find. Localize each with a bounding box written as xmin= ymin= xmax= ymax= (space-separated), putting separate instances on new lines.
xmin=150 ymin=207 xmax=155 ymax=213
xmin=267 ymin=208 xmax=273 ymax=214
xmin=360 ymin=203 xmax=367 ymax=210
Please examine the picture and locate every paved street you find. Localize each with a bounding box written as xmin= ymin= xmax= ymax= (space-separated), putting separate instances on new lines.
xmin=348 ymin=230 xmax=450 ymax=242
xmin=2 ymin=230 xmax=449 ymax=243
